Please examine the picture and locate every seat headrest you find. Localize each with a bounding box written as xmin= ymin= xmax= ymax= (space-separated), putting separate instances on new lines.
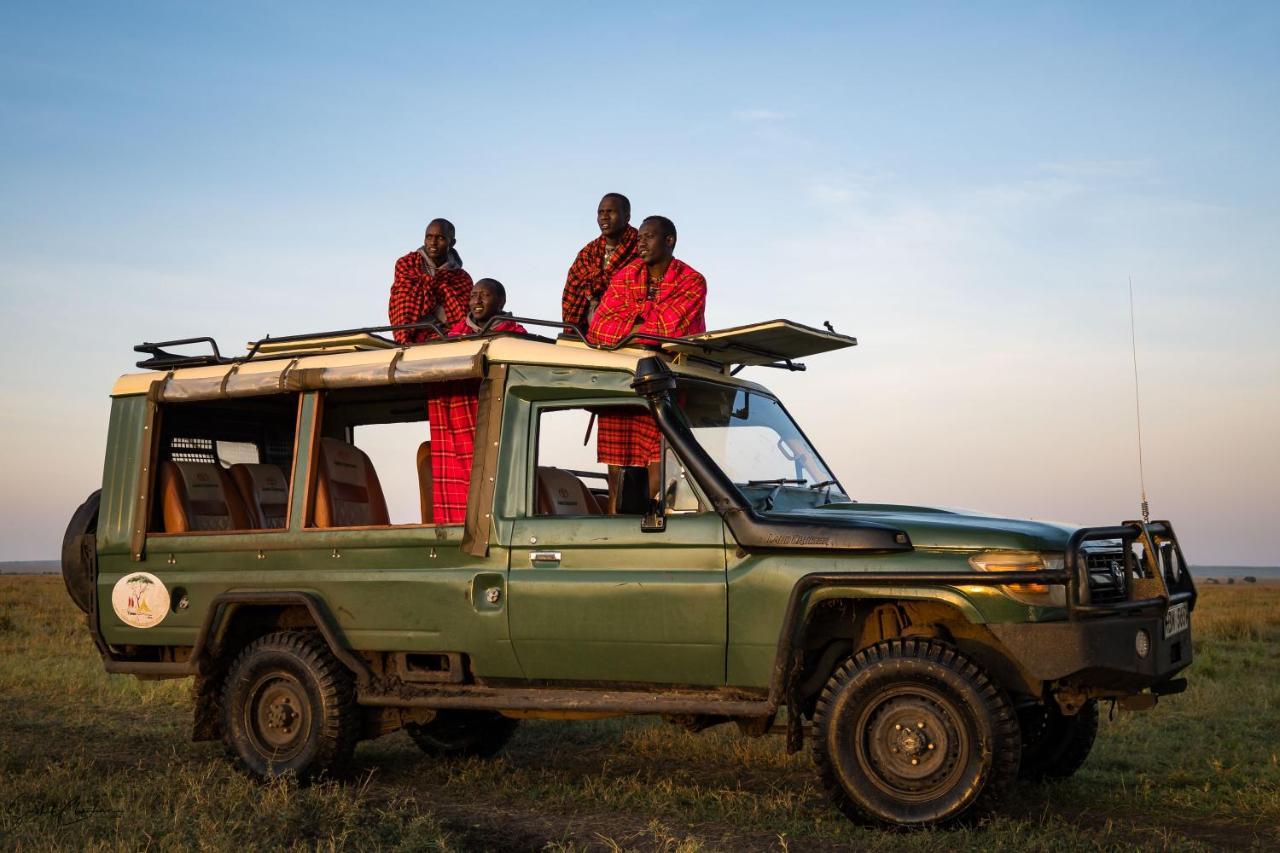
xmin=230 ymin=463 xmax=290 ymax=529
xmin=536 ymin=467 xmax=602 ymax=516
xmin=159 ymin=461 xmax=251 ymax=532
xmin=314 ymin=437 xmax=390 ymax=527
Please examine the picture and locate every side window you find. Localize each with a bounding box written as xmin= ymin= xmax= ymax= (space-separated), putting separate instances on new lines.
xmin=308 ymin=381 xmax=479 ymax=528
xmin=151 ymin=395 xmax=298 ymax=533
xmin=533 ymin=405 xmax=705 ymax=517
xmin=662 ymin=444 xmax=703 ymax=514
xmin=534 ymin=408 xmax=611 ymax=516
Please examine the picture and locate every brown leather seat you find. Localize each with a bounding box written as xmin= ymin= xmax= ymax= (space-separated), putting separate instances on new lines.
xmin=416 ymin=441 xmax=434 ymax=524
xmin=230 ymin=463 xmax=290 ymax=529
xmin=313 ymin=437 xmax=390 ymax=528
xmin=157 ymin=460 xmax=251 ymax=532
xmin=536 ymin=467 xmax=603 ymax=516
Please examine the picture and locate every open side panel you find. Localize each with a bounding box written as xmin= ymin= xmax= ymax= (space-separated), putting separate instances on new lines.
xmin=660 ymin=320 xmax=857 ymax=367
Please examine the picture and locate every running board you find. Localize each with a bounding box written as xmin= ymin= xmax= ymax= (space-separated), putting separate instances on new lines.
xmin=358 ymin=684 xmax=770 ymax=717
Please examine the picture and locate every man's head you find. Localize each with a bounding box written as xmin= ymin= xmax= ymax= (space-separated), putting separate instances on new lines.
xmin=469 ymin=278 xmax=507 ymax=323
xmin=636 ymin=215 xmax=677 ymax=265
xmin=423 ymin=218 xmax=457 ymax=265
xmin=597 ymin=193 xmax=631 ymax=240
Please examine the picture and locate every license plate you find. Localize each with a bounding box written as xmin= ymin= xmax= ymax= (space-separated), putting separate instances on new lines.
xmin=1164 ymin=602 xmax=1189 ymax=638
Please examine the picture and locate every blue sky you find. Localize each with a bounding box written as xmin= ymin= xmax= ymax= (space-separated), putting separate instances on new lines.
xmin=1 ymin=2 xmax=1277 ymax=562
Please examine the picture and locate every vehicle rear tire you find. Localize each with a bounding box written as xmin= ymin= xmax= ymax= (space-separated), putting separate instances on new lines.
xmin=61 ymin=490 xmax=101 ymax=614
xmin=1018 ymin=698 xmax=1099 ymax=781
xmin=812 ymin=639 xmax=1020 ymax=827
xmin=405 ymin=711 xmax=519 ymax=759
xmin=221 ymin=631 xmax=357 ymax=782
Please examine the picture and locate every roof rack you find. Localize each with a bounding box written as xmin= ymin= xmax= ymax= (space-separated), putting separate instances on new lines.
xmin=134 ymin=337 xmax=234 ymax=370
xmin=133 ymin=317 xmax=851 ymax=372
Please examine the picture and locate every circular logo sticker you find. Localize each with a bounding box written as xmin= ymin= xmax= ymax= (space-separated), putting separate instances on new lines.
xmin=111 ymin=572 xmax=169 ymax=629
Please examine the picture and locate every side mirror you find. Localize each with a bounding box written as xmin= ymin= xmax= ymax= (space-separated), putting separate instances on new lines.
xmin=640 ymin=440 xmax=667 ymax=533
xmin=641 ymin=498 xmax=666 ymax=533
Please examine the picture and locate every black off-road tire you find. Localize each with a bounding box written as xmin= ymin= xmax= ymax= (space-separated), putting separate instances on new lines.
xmin=812 ymin=639 xmax=1021 ymax=827
xmin=61 ymin=490 xmax=101 ymax=614
xmin=221 ymin=631 xmax=357 ymax=782
xmin=405 ymin=711 xmax=519 ymax=759
xmin=1018 ymin=698 xmax=1099 ymax=781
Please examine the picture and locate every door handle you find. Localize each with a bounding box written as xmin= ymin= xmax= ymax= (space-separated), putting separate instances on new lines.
xmin=530 ymin=551 xmax=562 ymax=565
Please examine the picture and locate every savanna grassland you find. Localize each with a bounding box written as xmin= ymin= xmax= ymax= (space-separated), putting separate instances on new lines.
xmin=1 ymin=576 xmax=1277 ymax=852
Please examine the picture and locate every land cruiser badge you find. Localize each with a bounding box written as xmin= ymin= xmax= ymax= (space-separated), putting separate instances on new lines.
xmin=111 ymin=572 xmax=168 ymax=628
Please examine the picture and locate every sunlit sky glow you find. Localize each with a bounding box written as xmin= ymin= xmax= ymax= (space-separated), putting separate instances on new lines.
xmin=1 ymin=2 xmax=1277 ymax=563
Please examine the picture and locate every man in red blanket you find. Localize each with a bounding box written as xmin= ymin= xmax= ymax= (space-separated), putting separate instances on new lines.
xmin=428 ymin=279 xmax=527 ymax=524
xmin=561 ymin=193 xmax=639 ymax=333
xmin=587 ymin=215 xmax=707 ymax=512
xmin=389 ymin=218 xmax=473 ymax=344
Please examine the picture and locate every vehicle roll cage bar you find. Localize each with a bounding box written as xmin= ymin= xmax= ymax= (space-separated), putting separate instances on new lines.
xmin=134 ymin=315 xmax=808 ymax=372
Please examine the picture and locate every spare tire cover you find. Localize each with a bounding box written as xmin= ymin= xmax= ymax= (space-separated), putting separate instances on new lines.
xmin=61 ymin=490 xmax=101 ymax=614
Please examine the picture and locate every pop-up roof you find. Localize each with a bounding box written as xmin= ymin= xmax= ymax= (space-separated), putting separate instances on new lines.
xmin=660 ymin=320 xmax=857 ymax=368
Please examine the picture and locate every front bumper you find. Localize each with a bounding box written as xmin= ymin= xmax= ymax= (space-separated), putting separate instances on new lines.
xmin=992 ymin=520 xmax=1197 ymax=694
xmin=988 ymin=597 xmax=1193 ymax=689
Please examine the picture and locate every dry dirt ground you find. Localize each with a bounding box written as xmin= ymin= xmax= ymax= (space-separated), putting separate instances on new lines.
xmin=2 ymin=576 xmax=1278 ymax=851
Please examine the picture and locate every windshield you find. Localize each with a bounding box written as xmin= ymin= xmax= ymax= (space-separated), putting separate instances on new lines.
xmin=677 ymin=382 xmax=848 ymax=508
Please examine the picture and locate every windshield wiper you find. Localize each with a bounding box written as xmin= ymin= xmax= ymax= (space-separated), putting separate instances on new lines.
xmin=746 ymin=478 xmax=807 ymax=487
xmin=807 ymin=479 xmax=837 ymax=490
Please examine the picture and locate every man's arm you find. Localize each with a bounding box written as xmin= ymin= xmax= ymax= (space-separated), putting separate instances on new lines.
xmin=562 ymin=246 xmax=594 ymax=329
xmin=587 ymin=270 xmax=641 ymax=346
xmin=388 ymin=255 xmax=423 ymax=344
xmin=640 ymin=270 xmax=707 ymax=338
xmin=437 ymin=270 xmax=474 ymax=328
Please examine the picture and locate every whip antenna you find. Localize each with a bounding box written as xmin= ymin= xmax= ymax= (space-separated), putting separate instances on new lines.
xmin=1128 ymin=275 xmax=1150 ymax=524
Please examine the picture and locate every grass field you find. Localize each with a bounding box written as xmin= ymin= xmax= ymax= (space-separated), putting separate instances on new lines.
xmin=1 ymin=576 xmax=1277 ymax=851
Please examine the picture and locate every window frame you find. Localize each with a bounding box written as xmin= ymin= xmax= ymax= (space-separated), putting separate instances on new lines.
xmin=143 ymin=392 xmax=306 ymax=540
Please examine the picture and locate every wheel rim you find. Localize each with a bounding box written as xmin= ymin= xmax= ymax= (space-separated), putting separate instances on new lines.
xmin=245 ymin=671 xmax=312 ymax=762
xmin=856 ymin=685 xmax=968 ymax=802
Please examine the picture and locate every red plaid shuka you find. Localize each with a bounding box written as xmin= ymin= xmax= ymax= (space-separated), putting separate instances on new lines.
xmin=425 ymin=317 xmax=529 ymax=524
xmin=586 ymin=257 xmax=707 ymax=347
xmin=446 ymin=317 xmax=528 ymax=336
xmin=587 ymin=257 xmax=705 ymax=466
xmin=561 ymin=226 xmax=639 ymax=331
xmin=595 ymin=408 xmax=663 ymax=467
xmin=389 ymin=250 xmax=473 ymax=344
xmin=427 ymin=381 xmax=479 ymax=525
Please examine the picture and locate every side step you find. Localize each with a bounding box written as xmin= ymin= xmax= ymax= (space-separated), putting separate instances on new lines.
xmin=358 ymin=684 xmax=771 ymax=717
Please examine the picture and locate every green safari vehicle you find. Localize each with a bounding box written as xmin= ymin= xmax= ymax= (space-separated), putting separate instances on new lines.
xmin=61 ymin=317 xmax=1196 ymax=827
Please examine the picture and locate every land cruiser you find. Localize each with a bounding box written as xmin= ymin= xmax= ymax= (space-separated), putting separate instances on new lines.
xmin=61 ymin=318 xmax=1196 ymax=827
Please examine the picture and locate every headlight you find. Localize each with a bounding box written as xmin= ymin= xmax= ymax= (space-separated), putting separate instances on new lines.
xmin=968 ymin=550 xmax=1066 ymax=607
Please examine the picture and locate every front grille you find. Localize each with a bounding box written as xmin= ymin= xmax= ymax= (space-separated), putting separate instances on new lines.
xmin=1085 ymin=550 xmax=1128 ymax=604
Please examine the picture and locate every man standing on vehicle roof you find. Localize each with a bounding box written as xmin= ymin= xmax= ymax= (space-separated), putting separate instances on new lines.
xmin=587 ymin=215 xmax=706 ymax=512
xmin=561 ymin=193 xmax=639 ymax=332
xmin=389 ymin=218 xmax=473 ymax=344
xmin=428 ymin=279 xmax=528 ymax=526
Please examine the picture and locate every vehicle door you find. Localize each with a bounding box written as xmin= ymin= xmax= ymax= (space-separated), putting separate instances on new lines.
xmin=507 ymin=401 xmax=727 ymax=686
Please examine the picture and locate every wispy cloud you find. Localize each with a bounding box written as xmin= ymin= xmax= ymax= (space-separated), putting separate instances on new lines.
xmin=732 ymin=108 xmax=789 ymax=123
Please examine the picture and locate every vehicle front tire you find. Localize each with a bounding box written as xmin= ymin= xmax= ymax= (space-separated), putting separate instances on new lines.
xmin=221 ymin=631 xmax=357 ymax=782
xmin=1018 ymin=698 xmax=1099 ymax=781
xmin=405 ymin=711 xmax=519 ymax=759
xmin=812 ymin=639 xmax=1020 ymax=827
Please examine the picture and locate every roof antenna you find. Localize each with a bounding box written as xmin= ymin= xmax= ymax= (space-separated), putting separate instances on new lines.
xmin=1128 ymin=275 xmax=1150 ymax=525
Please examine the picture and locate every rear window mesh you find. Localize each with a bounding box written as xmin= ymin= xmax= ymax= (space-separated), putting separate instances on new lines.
xmin=168 ymin=436 xmax=216 ymax=464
